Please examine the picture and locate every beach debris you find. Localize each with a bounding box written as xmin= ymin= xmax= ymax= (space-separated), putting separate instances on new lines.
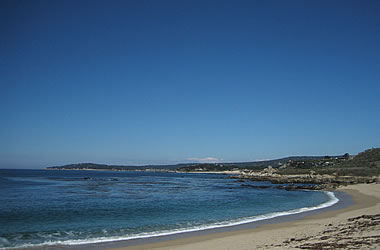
xmin=281 ymin=213 xmax=380 ymax=249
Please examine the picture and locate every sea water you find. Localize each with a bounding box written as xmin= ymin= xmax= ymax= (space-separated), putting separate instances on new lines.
xmin=0 ymin=169 xmax=338 ymax=249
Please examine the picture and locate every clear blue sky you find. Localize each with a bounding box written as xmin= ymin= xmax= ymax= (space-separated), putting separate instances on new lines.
xmin=1 ymin=0 xmax=379 ymax=168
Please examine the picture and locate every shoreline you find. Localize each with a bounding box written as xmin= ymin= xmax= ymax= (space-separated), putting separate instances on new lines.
xmin=13 ymin=184 xmax=379 ymax=250
xmin=72 ymin=191 xmax=339 ymax=249
xmin=16 ymin=191 xmax=344 ymax=250
xmin=64 ymin=187 xmax=349 ymax=249
xmin=100 ymin=183 xmax=379 ymax=250
xmin=23 ymin=189 xmax=343 ymax=250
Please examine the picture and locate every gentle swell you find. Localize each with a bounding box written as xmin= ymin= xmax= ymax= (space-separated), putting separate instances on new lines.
xmin=1 ymin=191 xmax=339 ymax=250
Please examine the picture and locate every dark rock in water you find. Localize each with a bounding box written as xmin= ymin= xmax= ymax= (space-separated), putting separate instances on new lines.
xmin=276 ymin=184 xmax=324 ymax=191
xmin=240 ymin=184 xmax=271 ymax=189
xmin=231 ymin=172 xmax=376 ymax=190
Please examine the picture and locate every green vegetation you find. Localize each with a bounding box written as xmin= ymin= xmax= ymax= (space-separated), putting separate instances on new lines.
xmin=47 ymin=157 xmax=330 ymax=172
xmin=176 ymin=156 xmax=352 ymax=172
xmin=48 ymin=162 xmax=196 ymax=171
xmin=48 ymin=148 xmax=380 ymax=178
xmin=277 ymin=148 xmax=380 ymax=177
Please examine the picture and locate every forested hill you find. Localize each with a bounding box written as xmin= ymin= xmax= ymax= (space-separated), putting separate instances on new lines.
xmin=47 ymin=155 xmax=349 ymax=171
xmin=47 ymin=162 xmax=185 ymax=171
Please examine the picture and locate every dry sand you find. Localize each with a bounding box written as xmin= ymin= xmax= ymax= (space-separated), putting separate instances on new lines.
xmin=110 ymin=183 xmax=380 ymax=250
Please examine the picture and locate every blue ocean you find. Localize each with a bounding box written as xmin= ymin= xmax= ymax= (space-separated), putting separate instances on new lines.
xmin=0 ymin=169 xmax=337 ymax=249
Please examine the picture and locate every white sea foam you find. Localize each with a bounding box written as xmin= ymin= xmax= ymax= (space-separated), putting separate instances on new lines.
xmin=1 ymin=191 xmax=339 ymax=250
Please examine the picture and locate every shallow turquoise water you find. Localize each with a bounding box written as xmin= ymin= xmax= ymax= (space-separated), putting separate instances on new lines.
xmin=0 ymin=169 xmax=335 ymax=249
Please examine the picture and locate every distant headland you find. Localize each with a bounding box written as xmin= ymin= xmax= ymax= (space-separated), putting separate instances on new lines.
xmin=47 ymin=148 xmax=380 ymax=189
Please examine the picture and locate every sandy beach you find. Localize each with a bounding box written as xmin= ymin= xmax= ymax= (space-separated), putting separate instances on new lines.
xmin=109 ymin=183 xmax=380 ymax=250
